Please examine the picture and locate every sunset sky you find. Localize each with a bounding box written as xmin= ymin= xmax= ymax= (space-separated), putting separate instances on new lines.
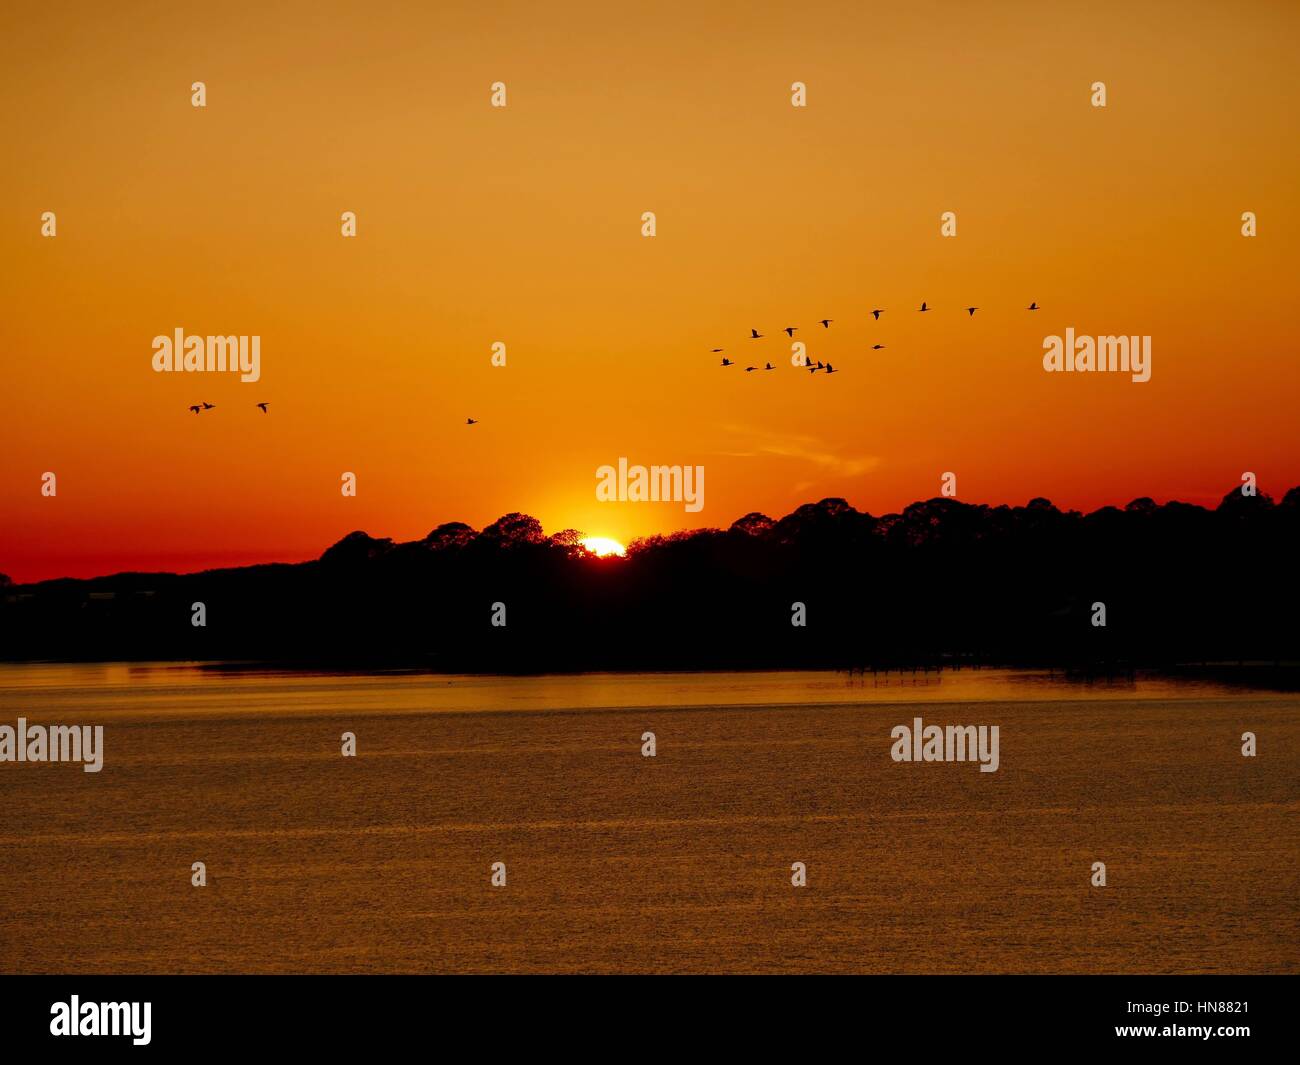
xmin=2 ymin=0 xmax=1298 ymax=582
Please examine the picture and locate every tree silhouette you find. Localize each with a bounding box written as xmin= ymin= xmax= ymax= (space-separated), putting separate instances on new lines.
xmin=2 ymin=487 xmax=1296 ymax=673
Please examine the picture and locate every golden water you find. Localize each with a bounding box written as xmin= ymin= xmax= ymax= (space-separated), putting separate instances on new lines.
xmin=1 ymin=665 xmax=1295 ymax=973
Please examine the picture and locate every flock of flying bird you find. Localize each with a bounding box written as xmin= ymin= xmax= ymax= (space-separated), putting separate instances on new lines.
xmin=713 ymin=301 xmax=1042 ymax=374
xmin=187 ymin=402 xmax=270 ymax=414
xmin=185 ymin=300 xmax=1044 ymax=422
xmin=186 ymin=398 xmax=477 ymax=424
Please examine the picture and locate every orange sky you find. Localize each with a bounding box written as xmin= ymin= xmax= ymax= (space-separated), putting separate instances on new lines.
xmin=2 ymin=0 xmax=1298 ymax=582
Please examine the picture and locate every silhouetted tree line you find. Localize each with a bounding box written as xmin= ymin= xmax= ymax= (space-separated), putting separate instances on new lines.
xmin=2 ymin=487 xmax=1297 ymax=671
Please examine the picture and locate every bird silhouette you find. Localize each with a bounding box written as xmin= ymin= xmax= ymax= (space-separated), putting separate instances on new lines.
xmin=721 ymin=357 xmax=733 ymax=366
xmin=188 ymin=405 xmax=201 ymax=414
xmin=711 ymin=348 xmax=724 ymax=353
xmin=1028 ymin=302 xmax=1039 ymax=311
xmin=466 ymin=418 xmax=478 ymax=425
xmin=918 ymin=302 xmax=930 ymax=312
xmin=872 ymin=344 xmax=886 ymax=350
xmin=819 ymin=319 xmax=832 ymax=328
xmin=784 ymin=327 xmax=797 ymax=337
xmin=966 ymin=307 xmax=979 ymax=316
xmin=871 ymin=309 xmax=883 ymax=320
xmin=256 ymin=402 xmax=269 ymax=413
xmin=745 ymin=366 xmax=757 ymax=372
xmin=201 ymin=402 xmax=215 ymax=410
xmin=824 ymin=363 xmax=838 ymax=374
xmin=750 ymin=329 xmax=764 ymax=339
xmin=763 ymin=362 xmax=775 ymax=371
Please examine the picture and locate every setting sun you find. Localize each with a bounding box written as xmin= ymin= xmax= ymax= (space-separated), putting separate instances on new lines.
xmin=580 ymin=537 xmax=626 ymax=558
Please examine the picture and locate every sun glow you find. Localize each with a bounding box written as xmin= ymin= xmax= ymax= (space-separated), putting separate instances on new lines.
xmin=580 ymin=536 xmax=626 ymax=558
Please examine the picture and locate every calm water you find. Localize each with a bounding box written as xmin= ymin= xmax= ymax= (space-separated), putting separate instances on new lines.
xmin=0 ymin=664 xmax=1296 ymax=973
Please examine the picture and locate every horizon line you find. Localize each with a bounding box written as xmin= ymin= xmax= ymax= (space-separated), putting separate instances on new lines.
xmin=6 ymin=482 xmax=1295 ymax=589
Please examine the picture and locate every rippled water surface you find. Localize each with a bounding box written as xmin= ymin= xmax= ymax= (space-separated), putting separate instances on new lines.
xmin=1 ymin=664 xmax=1296 ymax=973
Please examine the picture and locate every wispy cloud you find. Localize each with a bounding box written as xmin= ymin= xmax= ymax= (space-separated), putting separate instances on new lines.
xmin=716 ymin=424 xmax=880 ymax=479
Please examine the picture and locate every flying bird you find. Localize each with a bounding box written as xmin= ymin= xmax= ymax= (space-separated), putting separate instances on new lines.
xmin=745 ymin=366 xmax=757 ymax=372
xmin=188 ymin=405 xmax=201 ymax=414
xmin=918 ymin=302 xmax=930 ymax=312
xmin=750 ymin=329 xmax=764 ymax=339
xmin=871 ymin=309 xmax=883 ymax=320
xmin=819 ymin=319 xmax=832 ymax=328
xmin=824 ymin=363 xmax=838 ymax=374
xmin=721 ymin=357 xmax=733 ymax=366
xmin=872 ymin=344 xmax=886 ymax=350
xmin=466 ymin=418 xmax=478 ymax=425
xmin=256 ymin=402 xmax=269 ymax=413
xmin=710 ymin=348 xmax=724 ymax=353
xmin=1028 ymin=302 xmax=1039 ymax=311
xmin=764 ymin=362 xmax=775 ymax=371
xmin=966 ymin=307 xmax=978 ymax=316
xmin=784 ymin=327 xmax=797 ymax=337
xmin=201 ymin=402 xmax=215 ymax=410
